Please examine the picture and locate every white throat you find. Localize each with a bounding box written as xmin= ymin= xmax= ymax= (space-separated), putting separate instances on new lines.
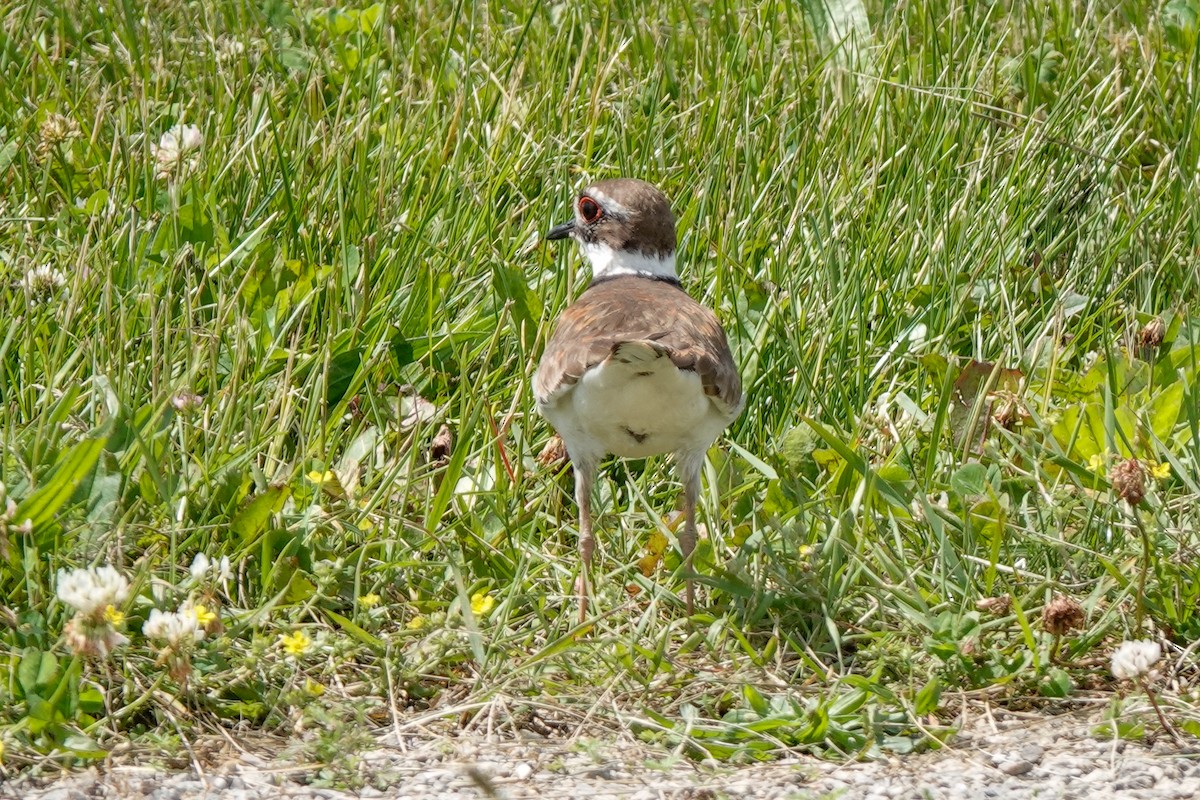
xmin=581 ymin=241 xmax=677 ymax=280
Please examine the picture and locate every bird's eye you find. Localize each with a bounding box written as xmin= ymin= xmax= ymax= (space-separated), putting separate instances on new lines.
xmin=578 ymin=196 xmax=601 ymax=223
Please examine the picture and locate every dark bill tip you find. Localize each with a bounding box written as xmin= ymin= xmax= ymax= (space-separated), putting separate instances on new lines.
xmin=546 ymin=220 xmax=574 ymax=240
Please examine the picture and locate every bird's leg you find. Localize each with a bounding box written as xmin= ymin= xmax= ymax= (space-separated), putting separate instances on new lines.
xmin=573 ymin=461 xmax=596 ymax=623
xmin=678 ymin=458 xmax=702 ymax=615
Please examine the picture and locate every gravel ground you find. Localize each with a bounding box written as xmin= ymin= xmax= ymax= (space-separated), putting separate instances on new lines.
xmin=4 ymin=709 xmax=1198 ymax=800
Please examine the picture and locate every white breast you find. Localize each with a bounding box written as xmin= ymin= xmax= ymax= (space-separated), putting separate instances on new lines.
xmin=537 ymin=348 xmax=734 ymax=462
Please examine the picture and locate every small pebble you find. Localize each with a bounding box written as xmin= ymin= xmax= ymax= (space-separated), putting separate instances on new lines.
xmin=1114 ymin=772 xmax=1155 ymax=790
xmin=999 ymin=759 xmax=1034 ymax=776
xmin=1019 ymin=744 xmax=1045 ymax=763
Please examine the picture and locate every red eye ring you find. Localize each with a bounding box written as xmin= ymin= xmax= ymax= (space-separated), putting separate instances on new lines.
xmin=578 ymin=196 xmax=601 ymax=223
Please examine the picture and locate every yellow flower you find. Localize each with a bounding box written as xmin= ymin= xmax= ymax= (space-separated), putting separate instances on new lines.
xmin=646 ymin=530 xmax=669 ymax=556
xmin=797 ymin=544 xmax=813 ymax=559
xmin=192 ymin=604 xmax=217 ymax=626
xmin=304 ymin=678 xmax=326 ymax=696
xmin=307 ymin=469 xmax=335 ymax=484
xmin=358 ymin=593 xmax=381 ymax=608
xmin=279 ymin=630 xmax=312 ymax=656
xmin=1087 ymin=453 xmax=1107 ymax=474
xmin=406 ymin=615 xmax=426 ymax=630
xmin=306 ymin=470 xmax=345 ymax=498
xmin=470 ymin=592 xmax=495 ymax=616
xmin=1150 ymin=461 xmax=1171 ymax=481
xmin=0 ymin=738 xmax=5 ymax=761
xmin=103 ymin=605 xmax=125 ymax=625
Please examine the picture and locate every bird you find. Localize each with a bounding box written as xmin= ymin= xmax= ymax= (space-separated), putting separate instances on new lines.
xmin=532 ymin=178 xmax=743 ymax=619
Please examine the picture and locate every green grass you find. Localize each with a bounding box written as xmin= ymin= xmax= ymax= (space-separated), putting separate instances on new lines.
xmin=2 ymin=0 xmax=1200 ymax=774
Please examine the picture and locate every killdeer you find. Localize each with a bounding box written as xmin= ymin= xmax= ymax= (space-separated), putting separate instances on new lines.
xmin=533 ymin=178 xmax=743 ymax=618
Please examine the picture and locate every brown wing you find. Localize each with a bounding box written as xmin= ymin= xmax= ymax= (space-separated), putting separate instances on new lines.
xmin=533 ymin=277 xmax=743 ymax=417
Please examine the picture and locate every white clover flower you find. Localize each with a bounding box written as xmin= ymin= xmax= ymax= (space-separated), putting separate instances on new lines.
xmin=1111 ymin=640 xmax=1162 ymax=681
xmin=142 ymin=607 xmax=205 ymax=646
xmin=189 ymin=552 xmax=211 ymax=583
xmin=152 ymin=124 xmax=203 ymax=179
xmin=22 ymin=264 xmax=68 ymax=303
xmin=216 ymin=36 xmax=246 ymax=60
xmin=188 ymin=552 xmax=231 ymax=584
xmin=56 ymin=566 xmax=130 ymax=617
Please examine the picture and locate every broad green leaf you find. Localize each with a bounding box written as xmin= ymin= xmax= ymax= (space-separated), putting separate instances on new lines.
xmin=284 ymin=572 xmax=317 ymax=603
xmin=279 ymin=46 xmax=312 ymax=71
xmin=359 ymin=3 xmax=383 ymax=31
xmin=82 ymin=190 xmax=109 ymax=215
xmin=25 ymin=693 xmax=56 ymax=728
xmin=326 ymin=348 xmax=362 ymax=406
xmin=15 ymin=430 xmax=109 ymax=529
xmin=876 ymin=463 xmax=911 ymax=485
xmin=85 ymin=454 xmax=123 ymax=527
xmin=742 ymin=684 xmax=770 ymax=716
xmin=18 ymin=648 xmax=59 ymax=697
xmin=950 ymin=460 xmax=988 ymax=496
xmin=1071 ymin=403 xmax=1133 ymax=460
xmin=914 ymin=677 xmax=942 ymax=714
xmin=177 ymin=200 xmax=215 ymax=246
xmin=231 ymin=485 xmax=290 ymax=543
xmin=1040 ymin=667 xmax=1074 ymax=698
xmin=881 ymin=735 xmax=917 ymax=754
xmin=1149 ymin=381 xmax=1184 ymax=442
xmin=78 ymin=686 xmax=105 ymax=714
xmin=61 ymin=733 xmax=106 ymax=759
xmin=1080 ymin=357 xmax=1115 ymax=393
xmin=1164 ymin=0 xmax=1199 ymax=50
xmin=919 ymin=352 xmax=949 ymax=384
xmin=338 ymin=44 xmax=360 ymax=72
xmin=1111 ymin=407 xmax=1137 ymax=457
xmin=389 ymin=334 xmax=415 ymax=367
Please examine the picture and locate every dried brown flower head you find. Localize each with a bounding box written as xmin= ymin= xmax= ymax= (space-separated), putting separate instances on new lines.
xmin=64 ymin=615 xmax=128 ymax=659
xmin=1110 ymin=458 xmax=1146 ymax=506
xmin=429 ymin=424 xmax=453 ymax=466
xmin=1137 ymin=317 xmax=1166 ymax=350
xmin=1042 ymin=594 xmax=1085 ymax=635
xmin=37 ymin=113 xmax=80 ymax=157
xmin=991 ymin=394 xmax=1026 ymax=430
xmin=976 ymin=595 xmax=1012 ymax=616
